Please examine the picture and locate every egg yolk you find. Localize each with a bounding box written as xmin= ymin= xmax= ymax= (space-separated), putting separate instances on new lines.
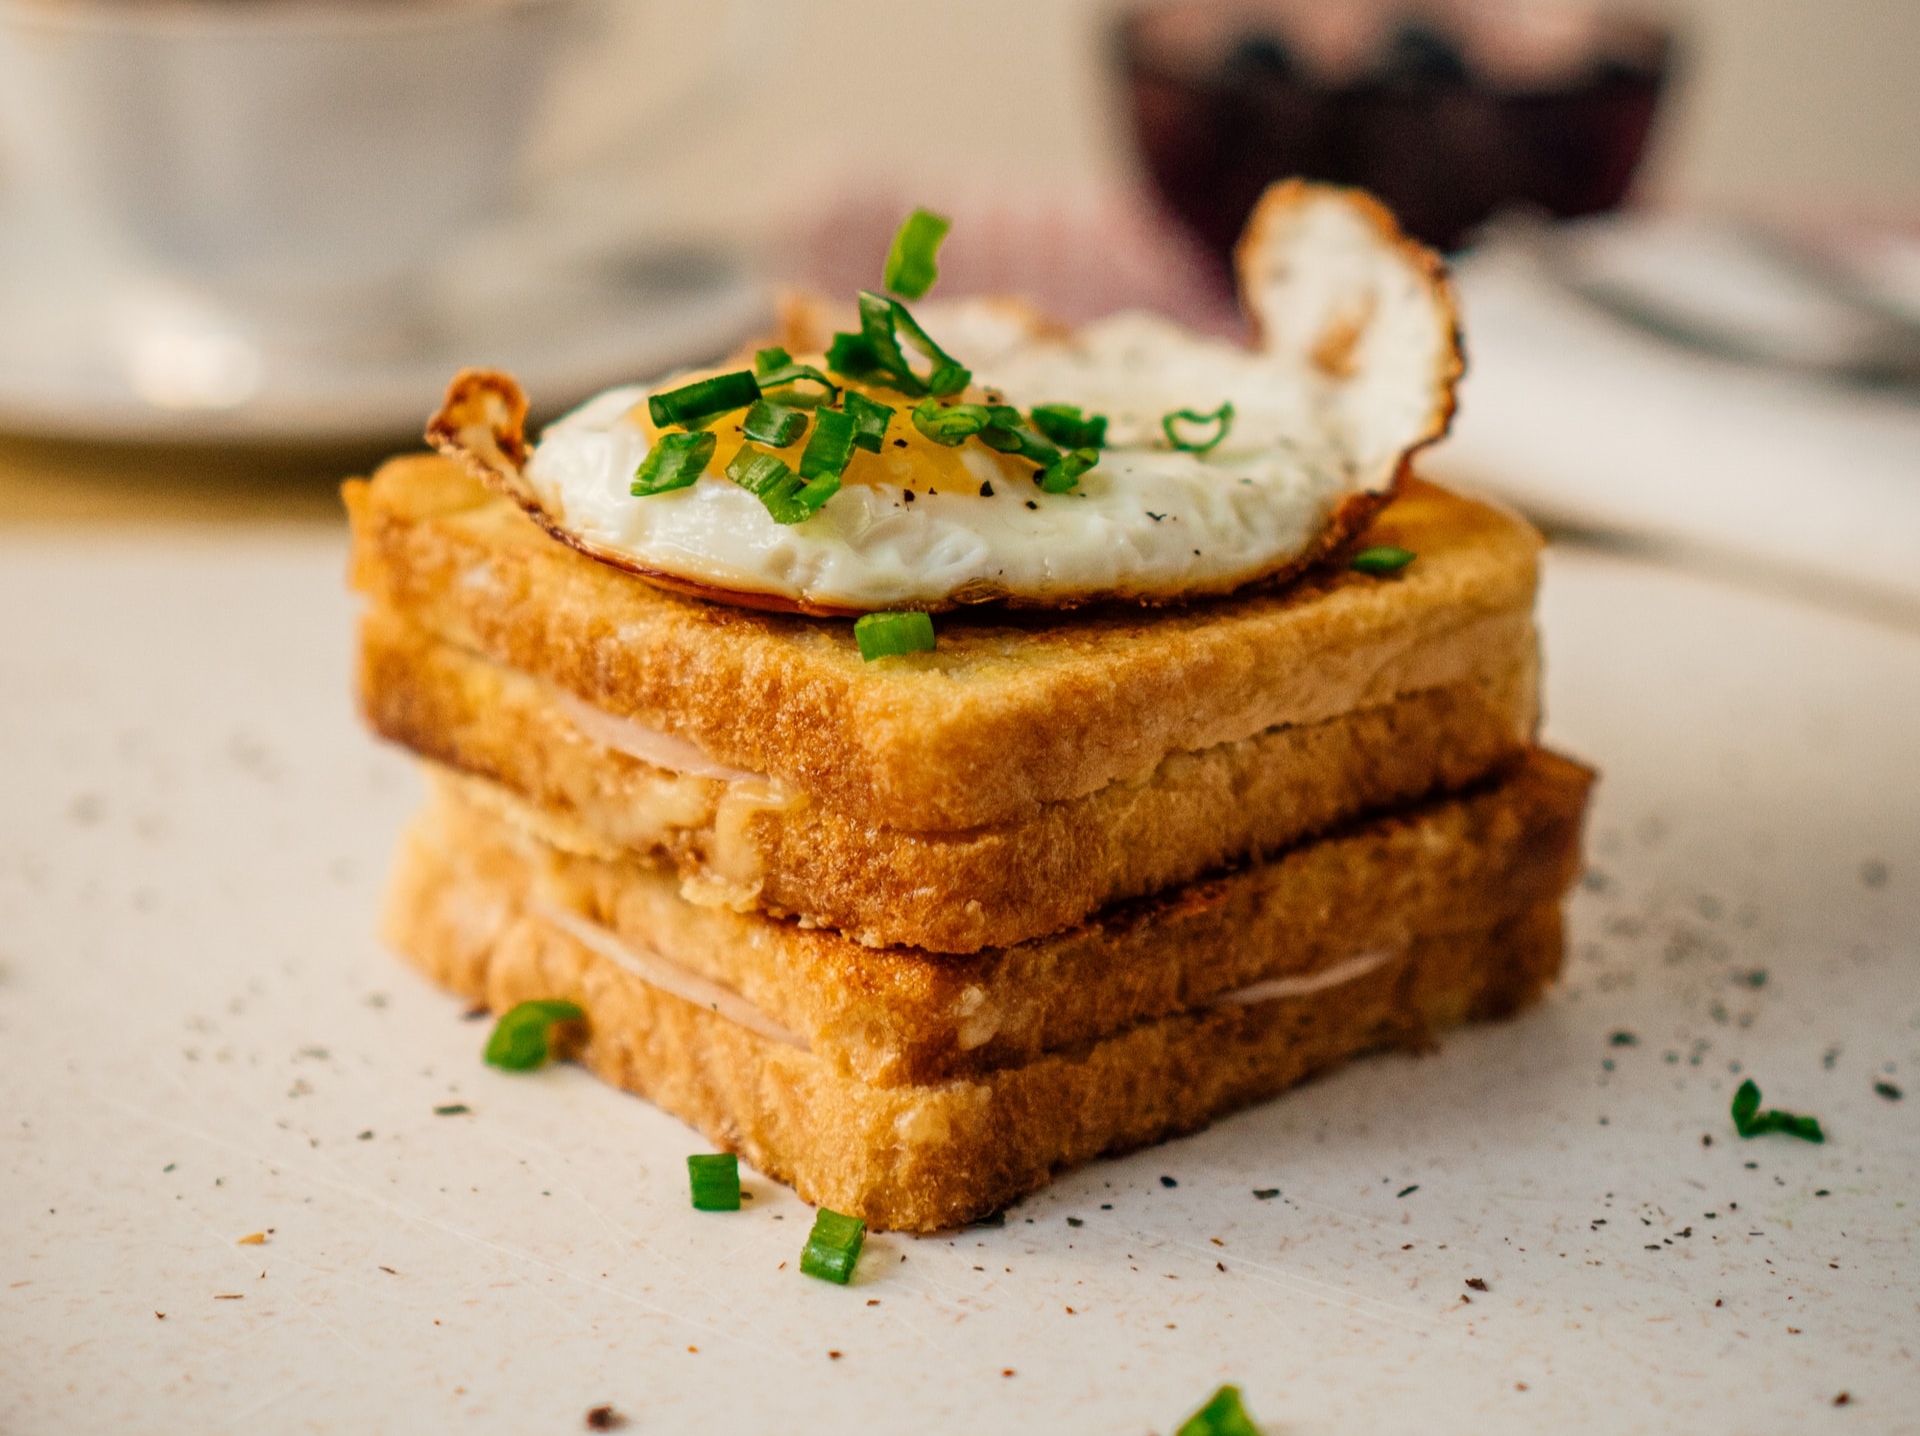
xmin=631 ymin=361 xmax=1032 ymax=495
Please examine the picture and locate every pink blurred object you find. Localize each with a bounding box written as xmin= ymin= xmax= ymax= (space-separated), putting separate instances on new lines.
xmin=771 ymin=184 xmax=1247 ymax=338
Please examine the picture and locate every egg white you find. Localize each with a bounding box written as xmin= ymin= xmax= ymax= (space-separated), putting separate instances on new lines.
xmin=524 ymin=314 xmax=1369 ymax=610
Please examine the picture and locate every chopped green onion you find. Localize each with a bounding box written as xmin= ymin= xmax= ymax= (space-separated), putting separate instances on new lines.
xmin=753 ymin=362 xmax=839 ymax=408
xmin=1351 ymin=545 xmax=1416 ymax=576
xmin=843 ymin=390 xmax=895 ymax=452
xmin=1731 ymin=1079 xmax=1826 ymax=1142
xmin=742 ymin=398 xmax=808 ymax=448
xmin=912 ymin=399 xmax=992 ymax=446
xmin=483 ymin=999 xmax=584 ymax=1072
xmin=799 ymin=1208 xmax=866 ymax=1283
xmin=980 ymin=412 xmax=1063 ymax=467
xmin=631 ymin=430 xmax=716 ymax=496
xmin=799 ymin=406 xmax=857 ymax=480
xmin=1176 ymin=1384 xmax=1260 ymax=1436
xmin=687 ymin=1153 xmax=740 ymax=1211
xmin=829 ymin=293 xmax=969 ymax=398
xmin=854 ymin=611 xmax=935 ymax=660
xmin=883 ymin=207 xmax=951 ymax=301
xmin=726 ymin=447 xmax=839 ymax=525
xmin=1162 ymin=401 xmax=1235 ymax=454
xmin=825 ymin=329 xmax=882 ymax=381
xmin=648 ymin=370 xmax=760 ymax=431
xmin=1039 ymin=446 xmax=1099 ymax=494
xmin=891 ymin=301 xmax=970 ymax=394
xmin=754 ymin=346 xmax=792 ymax=375
xmin=1030 ymin=403 xmax=1107 ymax=450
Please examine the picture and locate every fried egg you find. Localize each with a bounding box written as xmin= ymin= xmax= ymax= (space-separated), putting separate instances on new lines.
xmin=428 ymin=181 xmax=1461 ymax=614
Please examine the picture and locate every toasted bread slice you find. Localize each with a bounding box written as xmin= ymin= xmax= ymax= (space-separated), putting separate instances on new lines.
xmin=360 ymin=605 xmax=1538 ymax=951
xmin=386 ymin=826 xmax=1568 ymax=1232
xmin=345 ymin=458 xmax=1540 ymax=834
xmin=394 ymin=748 xmax=1591 ymax=1087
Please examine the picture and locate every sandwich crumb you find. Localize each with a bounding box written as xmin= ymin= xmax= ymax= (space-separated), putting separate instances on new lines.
xmin=585 ymin=1406 xmax=627 ymax=1430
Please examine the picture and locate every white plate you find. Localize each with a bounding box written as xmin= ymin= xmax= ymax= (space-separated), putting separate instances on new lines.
xmin=0 ymin=227 xmax=770 ymax=444
xmin=1 ymin=528 xmax=1916 ymax=1433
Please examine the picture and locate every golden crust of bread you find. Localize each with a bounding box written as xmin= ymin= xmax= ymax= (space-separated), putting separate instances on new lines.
xmin=397 ymin=748 xmax=1592 ymax=1086
xmin=345 ymin=459 xmax=1541 ymax=834
xmin=361 ymin=605 xmax=1541 ymax=950
xmin=386 ymin=833 xmax=1565 ymax=1232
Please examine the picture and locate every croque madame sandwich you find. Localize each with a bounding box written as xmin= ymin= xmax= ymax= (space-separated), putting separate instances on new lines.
xmin=345 ymin=180 xmax=1593 ymax=1233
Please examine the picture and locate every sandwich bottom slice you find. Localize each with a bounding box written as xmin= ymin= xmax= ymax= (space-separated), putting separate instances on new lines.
xmin=383 ymin=752 xmax=1591 ymax=1233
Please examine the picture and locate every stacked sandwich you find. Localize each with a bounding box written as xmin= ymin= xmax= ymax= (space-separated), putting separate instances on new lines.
xmin=346 ymin=182 xmax=1592 ymax=1233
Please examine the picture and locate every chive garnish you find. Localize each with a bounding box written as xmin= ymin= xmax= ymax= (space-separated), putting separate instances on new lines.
xmin=883 ymin=206 xmax=951 ymax=301
xmin=1030 ymin=403 xmax=1107 ymax=450
xmin=799 ymin=406 xmax=857 ymax=480
xmin=687 ymin=1153 xmax=741 ymax=1211
xmin=1039 ymin=446 xmax=1099 ymax=494
xmin=1351 ymin=545 xmax=1416 ymax=576
xmin=483 ymin=999 xmax=584 ymax=1072
xmin=828 ymin=292 xmax=969 ymax=397
xmin=799 ymin=1208 xmax=866 ymax=1283
xmin=1731 ymin=1079 xmax=1826 ymax=1142
xmin=1176 ymin=1384 xmax=1260 ymax=1436
xmin=911 ymin=399 xmax=992 ymax=446
xmin=753 ymin=361 xmax=839 ymax=408
xmin=754 ymin=346 xmax=792 ymax=375
xmin=842 ymin=390 xmax=894 ymax=452
xmin=854 ymin=611 xmax=935 ymax=660
xmin=648 ymin=370 xmax=759 ymax=431
xmin=1162 ymin=401 xmax=1235 ymax=454
xmin=727 ymin=447 xmax=840 ymax=525
xmin=631 ymin=430 xmax=716 ymax=496
xmin=742 ymin=398 xmax=808 ymax=448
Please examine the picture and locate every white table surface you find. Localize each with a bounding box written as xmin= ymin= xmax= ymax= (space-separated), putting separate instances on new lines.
xmin=2 ymin=521 xmax=1916 ymax=1436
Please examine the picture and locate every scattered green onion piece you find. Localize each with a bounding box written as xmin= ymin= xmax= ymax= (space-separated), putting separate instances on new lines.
xmin=911 ymin=399 xmax=992 ymax=446
xmin=1176 ymin=1384 xmax=1261 ymax=1436
xmin=799 ymin=1208 xmax=867 ymax=1283
xmin=742 ymin=398 xmax=808 ymax=448
xmin=854 ymin=611 xmax=936 ymax=660
xmin=825 ymin=330 xmax=882 ymax=380
xmin=483 ymin=999 xmax=584 ymax=1072
xmin=980 ymin=413 xmax=1063 ymax=467
xmin=1731 ymin=1079 xmax=1826 ymax=1142
xmin=754 ymin=346 xmax=792 ymax=375
xmin=799 ymin=406 xmax=857 ymax=480
xmin=686 ymin=1153 xmax=741 ymax=1211
xmin=843 ymin=390 xmax=895 ymax=452
xmin=647 ymin=370 xmax=760 ymax=431
xmin=1030 ymin=403 xmax=1107 ymax=450
xmin=830 ymin=292 xmax=973 ymax=398
xmin=1039 ymin=446 xmax=1099 ymax=494
xmin=631 ymin=430 xmax=716 ymax=496
xmin=726 ymin=447 xmax=839 ymax=525
xmin=926 ymin=361 xmax=973 ymax=397
xmin=854 ymin=290 xmax=920 ymax=393
xmin=890 ymin=299 xmax=969 ymax=394
xmin=1162 ymin=401 xmax=1235 ymax=454
xmin=883 ymin=206 xmax=951 ymax=301
xmin=1351 ymin=545 xmax=1416 ymax=576
xmin=753 ymin=362 xmax=839 ymax=408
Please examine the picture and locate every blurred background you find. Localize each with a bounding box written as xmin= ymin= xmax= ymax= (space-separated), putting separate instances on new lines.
xmin=0 ymin=0 xmax=1914 ymax=623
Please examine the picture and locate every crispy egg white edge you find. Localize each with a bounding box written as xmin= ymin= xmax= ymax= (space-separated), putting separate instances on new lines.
xmin=523 ymin=313 xmax=1383 ymax=609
